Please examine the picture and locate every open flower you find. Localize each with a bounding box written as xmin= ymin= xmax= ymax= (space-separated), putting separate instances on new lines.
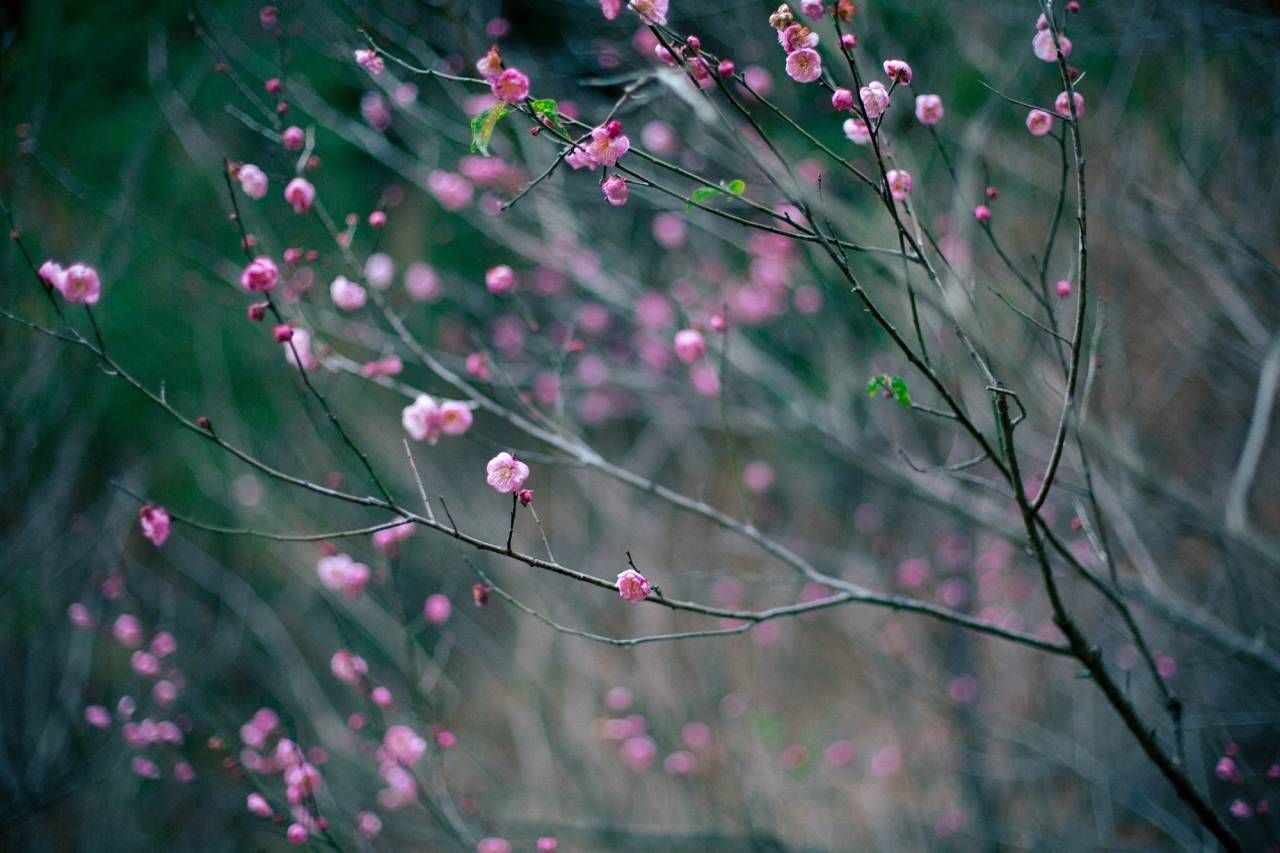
xmin=885 ymin=169 xmax=913 ymax=201
xmin=616 ymin=568 xmax=652 ymax=602
xmin=490 ymin=68 xmax=530 ymax=104
xmin=860 ymin=81 xmax=891 ymax=118
xmin=402 ymin=395 xmax=443 ymax=444
xmin=585 ymin=121 xmax=630 ymax=167
xmin=883 ymin=59 xmax=912 ymax=84
xmin=317 ymin=553 xmax=371 ymax=600
xmin=914 ymin=94 xmax=944 ymax=125
xmin=601 ymin=175 xmax=629 ymax=206
xmin=784 ymin=48 xmax=822 ymax=83
xmin=630 ymin=0 xmax=668 ymax=25
xmin=486 ymin=452 xmax=530 ymax=494
xmin=138 ymin=505 xmax=172 ymax=546
xmin=238 ymin=164 xmax=269 ymax=199
xmin=330 ymin=275 xmax=367 ymax=311
xmin=355 ymin=49 xmax=385 ymax=75
xmin=284 ymin=177 xmax=316 ymax=214
xmin=1026 ymin=109 xmax=1055 ymax=137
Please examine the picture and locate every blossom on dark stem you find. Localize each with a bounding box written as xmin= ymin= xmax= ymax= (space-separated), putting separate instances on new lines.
xmin=1026 ymin=109 xmax=1054 ymax=137
xmin=974 ymin=205 xmax=992 ymax=223
xmin=274 ymin=324 xmax=294 ymax=343
xmin=247 ymin=301 xmax=269 ymax=321
xmin=616 ymin=568 xmax=651 ymax=602
xmin=601 ymin=175 xmax=629 ymax=206
xmin=784 ymin=48 xmax=822 ymax=83
xmin=860 ymin=81 xmax=891 ymax=118
xmin=486 ymin=452 xmax=530 ymax=494
xmin=490 ymin=68 xmax=530 ymax=104
xmin=518 ymin=488 xmax=535 ymax=506
xmin=354 ymin=49 xmax=384 ymax=76
xmin=883 ymin=59 xmax=912 ymax=84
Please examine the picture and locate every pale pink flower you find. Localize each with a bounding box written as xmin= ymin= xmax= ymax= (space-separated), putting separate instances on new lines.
xmin=131 ymin=650 xmax=161 ymax=677
xmin=55 ymin=263 xmax=101 ymax=305
xmin=330 ymin=649 xmax=368 ymax=685
xmin=329 ymin=275 xmax=367 ymax=311
xmin=138 ymin=505 xmax=172 ymax=546
xmin=384 ymin=725 xmax=427 ymax=765
xmin=883 ymin=59 xmax=912 ymax=84
xmin=372 ymin=520 xmax=414 ymax=552
xmin=439 ymin=401 xmax=474 ymax=436
xmin=490 ymin=68 xmax=529 ymax=104
xmin=565 ymin=147 xmax=596 ymax=170
xmin=885 ymin=169 xmax=913 ymax=201
xmin=238 ymin=164 xmax=269 ymax=199
xmin=600 ymin=0 xmax=623 ymax=19
xmin=690 ymin=362 xmax=721 ymax=396
xmin=616 ymin=568 xmax=651 ymax=602
xmin=860 ymin=81 xmax=891 ymax=118
xmin=673 ymin=329 xmax=706 ymax=363
xmin=284 ymin=177 xmax=315 ymax=214
xmin=424 ymin=593 xmax=452 ymax=625
xmin=428 ymin=170 xmax=473 ymax=210
xmin=831 ymin=88 xmax=855 ymax=111
xmin=357 ymin=811 xmax=382 ymax=839
xmin=1026 ymin=108 xmax=1055 ymax=137
xmin=355 ymin=49 xmax=385 ymax=75
xmin=486 ymin=452 xmax=530 ymax=493
xmin=85 ymin=705 xmax=112 ymax=729
xmin=585 ymin=121 xmax=630 ymax=167
xmin=365 ymin=253 xmax=395 ymax=289
xmin=537 ymin=839 xmax=559 ymax=852
xmin=1054 ymin=90 xmax=1085 ymax=118
xmin=286 ymin=823 xmax=308 ymax=846
xmin=664 ymin=750 xmax=696 ymax=775
xmin=620 ymin=734 xmax=657 ymax=770
xmin=371 ymin=685 xmax=393 ymax=707
xmin=1230 ymin=799 xmax=1252 ymax=820
xmin=282 ymin=327 xmax=319 ymax=370
xmin=317 ymin=553 xmax=371 ymax=600
xmin=779 ymin=24 xmax=819 ymax=53
xmin=629 ymin=0 xmax=668 ymax=25
xmin=486 ymin=264 xmax=516 ymax=294
xmin=784 ymin=48 xmax=822 ymax=83
xmin=131 ymin=756 xmax=161 ymax=780
xmin=402 ymin=395 xmax=443 ymax=443
xmin=1033 ymin=29 xmax=1071 ymax=62
xmin=601 ymin=175 xmax=629 ymax=206
xmin=974 ymin=204 xmax=992 ymax=223
xmin=281 ymin=126 xmax=305 ymax=151
xmin=466 ymin=352 xmax=491 ymax=381
xmin=477 ymin=840 xmax=513 ymax=853
xmin=914 ymin=94 xmax=944 ymax=124
xmin=68 ymin=602 xmax=94 ymax=629
xmin=153 ymin=680 xmax=178 ymax=706
xmin=800 ymin=0 xmax=823 ymax=19
xmin=843 ymin=117 xmax=871 ymax=144
xmin=113 ymin=614 xmax=144 ymax=648
xmin=405 ymin=262 xmax=442 ymax=301
xmin=38 ymin=260 xmax=64 ymax=290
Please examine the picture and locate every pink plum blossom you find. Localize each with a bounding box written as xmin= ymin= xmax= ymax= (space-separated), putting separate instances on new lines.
xmin=616 ymin=568 xmax=651 ymax=602
xmin=779 ymin=24 xmax=819 ymax=53
xmin=885 ymin=169 xmax=913 ymax=201
xmin=620 ymin=734 xmax=658 ymax=770
xmin=915 ymin=94 xmax=944 ymax=124
xmin=317 ymin=553 xmax=371 ymax=600
xmin=1033 ymin=29 xmax=1071 ymax=62
xmin=630 ymin=0 xmax=668 ymax=25
xmin=52 ymin=263 xmax=101 ymax=305
xmin=402 ymin=395 xmax=443 ymax=444
xmin=330 ymin=650 xmax=368 ymax=685
xmin=405 ymin=262 xmax=441 ymax=301
xmin=355 ymin=49 xmax=384 ymax=75
xmin=238 ymin=164 xmax=268 ymax=199
xmin=785 ymin=48 xmax=822 ymax=84
xmin=673 ymin=329 xmax=706 ymax=363
xmin=138 ymin=505 xmax=171 ymax=546
xmin=240 ymin=256 xmax=278 ymax=292
xmin=601 ymin=175 xmax=629 ymax=206
xmin=1026 ymin=109 xmax=1055 ymax=137
xmin=831 ymin=88 xmax=855 ymax=111
xmin=284 ymin=177 xmax=315 ymax=214
xmin=486 ymin=452 xmax=530 ymax=493
xmin=585 ymin=121 xmax=631 ymax=167
xmin=600 ymin=0 xmax=622 ymax=19
xmin=843 ymin=118 xmax=871 ymax=144
xmin=883 ymin=59 xmax=912 ymax=84
xmin=1054 ymin=90 xmax=1085 ymax=118
xmin=281 ymin=126 xmax=304 ymax=150
xmin=329 ymin=276 xmax=367 ymax=311
xmin=384 ymin=725 xmax=427 ymax=765
xmin=113 ymin=614 xmax=144 ymax=648
xmin=486 ymin=264 xmax=516 ymax=294
xmin=424 ymin=593 xmax=452 ymax=625
xmin=860 ymin=81 xmax=891 ymax=118
xmin=490 ymin=68 xmax=530 ymax=104
xmin=283 ymin=328 xmax=319 ymax=371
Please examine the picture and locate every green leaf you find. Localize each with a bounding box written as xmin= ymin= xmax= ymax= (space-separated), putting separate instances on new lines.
xmin=867 ymin=374 xmax=911 ymax=409
xmin=469 ymin=103 xmax=510 ymax=156
xmin=726 ymin=178 xmax=746 ymax=195
xmin=687 ymin=186 xmax=719 ymax=208
xmin=529 ymin=98 xmax=562 ymax=130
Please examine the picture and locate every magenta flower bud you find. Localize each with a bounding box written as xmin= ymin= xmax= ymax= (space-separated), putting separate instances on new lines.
xmin=604 ymin=119 xmax=624 ymax=139
xmin=986 ymin=186 xmax=999 ymax=200
xmin=424 ymin=593 xmax=452 ymax=625
xmin=286 ymin=823 xmax=308 ymax=845
xmin=883 ymin=59 xmax=912 ymax=84
xmin=831 ymin=88 xmax=855 ymax=111
xmin=274 ymin=324 xmax=294 ymax=343
xmin=354 ymin=49 xmax=385 ymax=75
xmin=1056 ymin=280 xmax=1073 ymax=298
xmin=685 ymin=35 xmax=701 ymax=53
xmin=284 ymin=177 xmax=315 ymax=214
xmin=518 ymin=488 xmax=534 ymax=506
xmin=247 ymin=301 xmax=269 ymax=322
xmin=717 ymin=59 xmax=735 ymax=78
xmin=281 ymin=125 xmax=304 ymax=150
xmin=371 ymin=686 xmax=393 ymax=708
xmin=1067 ymin=0 xmax=1080 ymax=11
xmin=840 ymin=33 xmax=857 ymax=50
xmin=368 ymin=210 xmax=387 ymax=228
xmin=259 ymin=6 xmax=278 ymax=29
xmin=673 ymin=329 xmax=706 ymax=363
xmin=472 ymin=583 xmax=490 ymax=607
xmin=264 ymin=77 xmax=281 ymax=94
xmin=973 ymin=205 xmax=992 ymax=223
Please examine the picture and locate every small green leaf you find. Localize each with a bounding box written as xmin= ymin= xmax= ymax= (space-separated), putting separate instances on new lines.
xmin=688 ymin=186 xmax=719 ymax=207
xmin=469 ymin=103 xmax=510 ymax=156
xmin=867 ymin=374 xmax=911 ymax=409
xmin=529 ymin=98 xmax=561 ymax=130
xmin=726 ymin=178 xmax=746 ymax=195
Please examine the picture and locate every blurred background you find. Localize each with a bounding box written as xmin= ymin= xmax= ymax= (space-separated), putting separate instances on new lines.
xmin=2 ymin=0 xmax=1280 ymax=850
